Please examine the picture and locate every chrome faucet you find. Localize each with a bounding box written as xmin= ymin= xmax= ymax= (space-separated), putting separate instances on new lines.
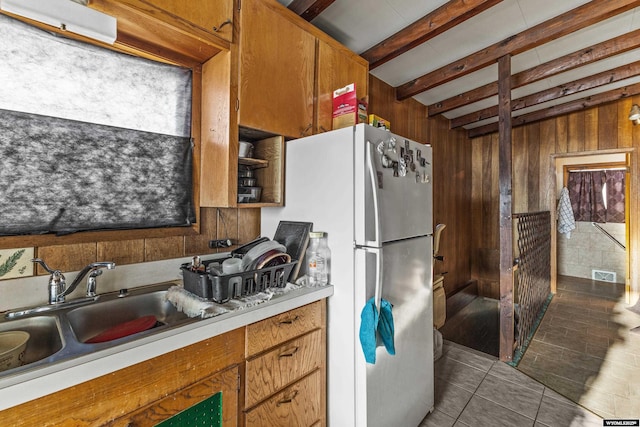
xmin=31 ymin=258 xmax=116 ymax=304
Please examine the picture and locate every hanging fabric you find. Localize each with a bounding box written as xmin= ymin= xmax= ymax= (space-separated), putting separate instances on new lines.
xmin=605 ymin=170 xmax=625 ymax=223
xmin=568 ymin=171 xmax=606 ymax=223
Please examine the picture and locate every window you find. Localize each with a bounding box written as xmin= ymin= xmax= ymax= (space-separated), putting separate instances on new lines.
xmin=0 ymin=13 xmax=195 ymax=236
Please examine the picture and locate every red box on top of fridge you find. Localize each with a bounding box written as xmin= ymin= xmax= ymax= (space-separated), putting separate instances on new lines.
xmin=332 ymin=83 xmax=367 ymax=129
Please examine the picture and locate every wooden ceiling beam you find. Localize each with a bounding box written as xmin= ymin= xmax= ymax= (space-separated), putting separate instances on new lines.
xmin=429 ymin=29 xmax=640 ymax=116
xmin=396 ymin=0 xmax=640 ymax=100
xmin=362 ymin=0 xmax=503 ymax=70
xmin=451 ymin=60 xmax=640 ymax=128
xmin=467 ymin=81 xmax=640 ymax=138
xmin=287 ymin=0 xmax=335 ymax=22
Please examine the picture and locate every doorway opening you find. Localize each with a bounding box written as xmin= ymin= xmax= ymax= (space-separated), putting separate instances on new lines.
xmin=553 ymin=151 xmax=631 ymax=301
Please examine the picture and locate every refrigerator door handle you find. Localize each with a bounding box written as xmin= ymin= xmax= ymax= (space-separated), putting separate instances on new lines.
xmin=372 ymin=247 xmax=383 ymax=317
xmin=366 ymin=141 xmax=381 ymax=247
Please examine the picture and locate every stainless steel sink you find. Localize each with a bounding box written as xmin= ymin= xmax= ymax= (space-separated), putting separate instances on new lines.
xmin=66 ymin=285 xmax=191 ymax=343
xmin=0 ymin=282 xmax=196 ymax=379
xmin=0 ymin=316 xmax=63 ymax=366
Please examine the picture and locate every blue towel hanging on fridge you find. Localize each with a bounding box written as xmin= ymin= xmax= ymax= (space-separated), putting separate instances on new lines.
xmin=359 ymin=297 xmax=395 ymax=364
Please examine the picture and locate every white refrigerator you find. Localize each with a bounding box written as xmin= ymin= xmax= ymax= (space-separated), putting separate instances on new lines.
xmin=261 ymin=124 xmax=434 ymax=427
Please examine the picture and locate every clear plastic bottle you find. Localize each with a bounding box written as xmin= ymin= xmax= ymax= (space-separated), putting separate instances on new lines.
xmin=306 ymin=231 xmax=331 ymax=286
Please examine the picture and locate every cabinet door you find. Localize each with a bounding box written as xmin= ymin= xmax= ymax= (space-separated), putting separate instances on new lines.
xmin=112 ymin=366 xmax=240 ymax=427
xmin=239 ymin=0 xmax=315 ymax=139
xmin=316 ymin=39 xmax=369 ymax=134
xmin=244 ymin=369 xmax=322 ymax=427
xmin=145 ymin=0 xmax=235 ymax=41
xmin=245 ymin=329 xmax=323 ymax=408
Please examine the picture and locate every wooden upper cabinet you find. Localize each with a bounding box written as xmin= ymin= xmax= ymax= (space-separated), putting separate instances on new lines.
xmin=316 ymin=39 xmax=369 ymax=134
xmin=238 ymin=0 xmax=315 ymax=139
xmin=144 ymin=0 xmax=235 ymax=42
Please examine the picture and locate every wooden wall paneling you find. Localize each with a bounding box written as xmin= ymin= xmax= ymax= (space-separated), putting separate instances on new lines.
xmin=237 ymin=208 xmax=261 ymax=244
xmin=512 ymin=126 xmax=528 ymax=214
xmin=539 ymin=119 xmax=557 ymax=293
xmin=618 ymin=98 xmax=634 ymax=148
xmin=568 ymin=111 xmax=585 ymax=153
xmin=470 ymin=136 xmax=484 ymax=281
xmin=217 ymin=208 xmax=239 ymax=252
xmin=144 ymin=236 xmax=185 ymax=261
xmin=184 ymin=207 xmax=219 ymax=256
xmin=584 ymin=107 xmax=599 ymax=151
xmin=97 ymin=240 xmax=145 ymax=266
xmin=538 ymin=119 xmax=556 ymax=211
xmin=36 ymin=243 xmax=98 ymax=274
xmin=598 ymin=103 xmax=618 ymax=150
xmin=555 ymin=115 xmax=569 ymax=153
xmin=470 ymin=98 xmax=640 ymax=308
xmin=527 ymin=123 xmax=541 ymax=211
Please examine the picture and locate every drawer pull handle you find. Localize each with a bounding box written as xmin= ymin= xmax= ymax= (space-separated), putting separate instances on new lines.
xmin=279 ymin=315 xmax=299 ymax=325
xmin=276 ymin=390 xmax=299 ymax=407
xmin=278 ymin=346 xmax=299 ymax=358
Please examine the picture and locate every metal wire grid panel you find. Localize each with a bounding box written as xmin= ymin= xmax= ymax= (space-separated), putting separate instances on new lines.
xmin=514 ymin=211 xmax=551 ymax=352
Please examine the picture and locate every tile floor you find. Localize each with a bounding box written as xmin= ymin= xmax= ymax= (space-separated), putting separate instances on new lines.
xmin=422 ymin=276 xmax=640 ymax=427
xmin=420 ymin=340 xmax=605 ymax=427
xmin=517 ymin=275 xmax=640 ymax=419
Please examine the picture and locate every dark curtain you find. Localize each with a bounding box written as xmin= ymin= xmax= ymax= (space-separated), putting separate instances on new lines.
xmin=606 ymin=170 xmax=625 ymax=223
xmin=567 ymin=170 xmax=625 ymax=223
xmin=568 ymin=171 xmax=605 ymax=222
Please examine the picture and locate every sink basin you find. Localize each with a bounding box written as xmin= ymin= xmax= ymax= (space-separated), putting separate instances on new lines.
xmin=0 ymin=316 xmax=63 ymax=368
xmin=65 ymin=285 xmax=192 ymax=343
xmin=0 ymin=282 xmax=195 ymax=380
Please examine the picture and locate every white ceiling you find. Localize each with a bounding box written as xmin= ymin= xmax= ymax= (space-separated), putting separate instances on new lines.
xmin=277 ymin=0 xmax=640 ymax=129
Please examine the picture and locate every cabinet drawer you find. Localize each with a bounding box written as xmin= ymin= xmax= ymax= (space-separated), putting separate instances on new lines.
xmin=245 ymin=329 xmax=322 ymax=408
xmin=244 ymin=370 xmax=322 ymax=427
xmin=246 ymin=301 xmax=322 ymax=356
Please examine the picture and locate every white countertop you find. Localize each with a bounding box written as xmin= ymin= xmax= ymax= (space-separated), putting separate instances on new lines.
xmin=0 ymin=284 xmax=333 ymax=411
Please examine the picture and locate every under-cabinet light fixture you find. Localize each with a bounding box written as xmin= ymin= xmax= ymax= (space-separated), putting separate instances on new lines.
xmin=629 ymin=104 xmax=640 ymax=126
xmin=0 ymin=0 xmax=117 ymax=44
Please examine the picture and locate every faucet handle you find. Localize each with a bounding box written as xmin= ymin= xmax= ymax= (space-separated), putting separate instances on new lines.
xmin=31 ymin=258 xmax=58 ymax=274
xmin=32 ymin=259 xmax=67 ymax=304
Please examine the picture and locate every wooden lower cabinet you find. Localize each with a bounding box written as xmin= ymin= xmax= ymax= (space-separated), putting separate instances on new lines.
xmin=111 ymin=366 xmax=239 ymax=427
xmin=243 ymin=300 xmax=327 ymax=427
xmin=0 ymin=328 xmax=244 ymax=426
xmin=244 ymin=370 xmax=322 ymax=427
xmin=0 ymin=300 xmax=327 ymax=426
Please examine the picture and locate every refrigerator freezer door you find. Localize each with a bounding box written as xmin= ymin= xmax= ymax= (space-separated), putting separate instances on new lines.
xmin=354 ymin=236 xmax=434 ymax=427
xmin=354 ymin=124 xmax=433 ymax=246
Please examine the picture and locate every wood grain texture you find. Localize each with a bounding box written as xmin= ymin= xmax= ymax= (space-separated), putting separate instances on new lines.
xmin=470 ymin=97 xmax=640 ymax=315
xmin=184 ymin=207 xmax=219 ymax=256
xmin=435 ymin=31 xmax=640 ymax=117
xmin=0 ymin=328 xmax=245 ymax=426
xmin=89 ymin=0 xmax=228 ymax=66
xmin=245 ymin=301 xmax=322 ymax=356
xmin=498 ymin=54 xmax=514 ymax=362
xmin=239 ymin=0 xmax=315 ymax=139
xmin=97 ymin=239 xmax=145 ymax=265
xmin=251 ymin=136 xmax=285 ymax=207
xmin=244 ymin=370 xmax=322 ymax=427
xmin=399 ymin=0 xmax=639 ymax=100
xmin=111 ymin=366 xmax=239 ymax=427
xmin=144 ymin=0 xmax=234 ymax=42
xmin=36 ymin=243 xmax=98 ymax=274
xmin=362 ymin=0 xmax=503 ymax=69
xmin=316 ymin=39 xmax=369 ymax=133
xmin=245 ymin=329 xmax=322 ymax=408
xmin=144 ymin=236 xmax=184 ymax=261
xmin=201 ymin=51 xmax=236 ymax=207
